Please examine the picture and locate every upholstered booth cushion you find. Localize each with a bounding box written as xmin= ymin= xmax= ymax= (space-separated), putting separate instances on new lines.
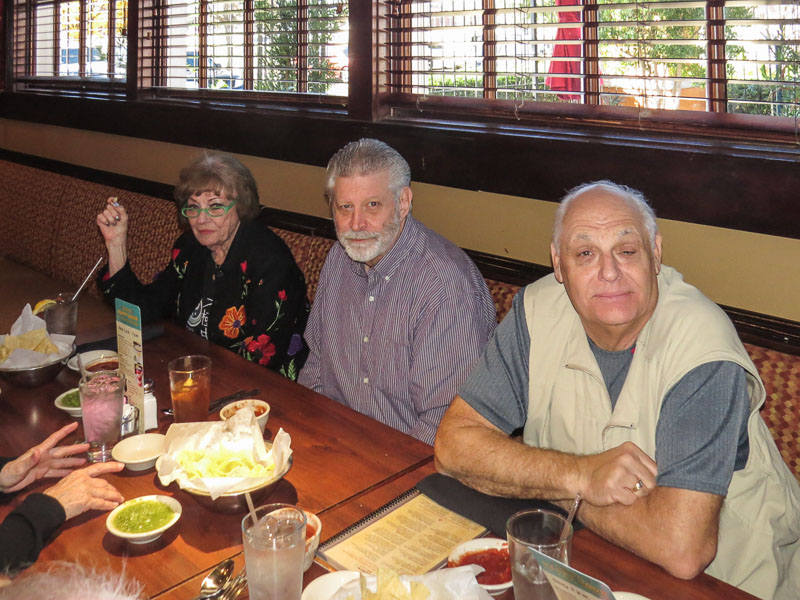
xmin=747 ymin=343 xmax=800 ymax=482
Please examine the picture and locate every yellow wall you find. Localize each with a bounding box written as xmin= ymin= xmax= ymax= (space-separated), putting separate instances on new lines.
xmin=2 ymin=118 xmax=798 ymax=322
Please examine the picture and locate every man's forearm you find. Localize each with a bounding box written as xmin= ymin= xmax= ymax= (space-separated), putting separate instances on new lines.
xmin=435 ymin=413 xmax=580 ymax=500
xmin=575 ymin=487 xmax=722 ymax=580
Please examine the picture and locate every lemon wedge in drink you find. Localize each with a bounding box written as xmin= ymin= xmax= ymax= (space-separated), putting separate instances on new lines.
xmin=33 ymin=299 xmax=57 ymax=315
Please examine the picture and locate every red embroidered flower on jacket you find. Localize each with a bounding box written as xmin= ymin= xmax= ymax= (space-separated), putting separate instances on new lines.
xmin=240 ymin=260 xmax=248 ymax=274
xmin=278 ymin=289 xmax=287 ymax=302
xmin=245 ymin=334 xmax=276 ymax=366
xmin=258 ymin=343 xmax=277 ymax=366
xmin=171 ymin=248 xmax=180 ymax=261
xmin=219 ymin=305 xmax=246 ymax=339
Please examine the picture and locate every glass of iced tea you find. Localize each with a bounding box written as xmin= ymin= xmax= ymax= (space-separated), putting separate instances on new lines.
xmin=168 ymin=355 xmax=211 ymax=422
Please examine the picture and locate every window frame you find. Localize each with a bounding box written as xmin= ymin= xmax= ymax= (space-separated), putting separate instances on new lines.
xmin=378 ymin=0 xmax=800 ymax=139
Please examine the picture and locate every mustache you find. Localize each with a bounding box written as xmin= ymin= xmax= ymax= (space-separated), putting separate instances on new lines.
xmin=342 ymin=231 xmax=380 ymax=241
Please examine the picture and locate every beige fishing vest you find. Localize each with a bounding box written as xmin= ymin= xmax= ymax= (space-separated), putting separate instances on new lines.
xmin=521 ymin=266 xmax=800 ymax=600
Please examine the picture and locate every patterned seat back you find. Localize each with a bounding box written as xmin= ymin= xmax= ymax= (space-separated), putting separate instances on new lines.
xmin=747 ymin=343 xmax=800 ymax=483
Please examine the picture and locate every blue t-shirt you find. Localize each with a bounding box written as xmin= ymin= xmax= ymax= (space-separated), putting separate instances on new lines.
xmin=459 ymin=292 xmax=750 ymax=496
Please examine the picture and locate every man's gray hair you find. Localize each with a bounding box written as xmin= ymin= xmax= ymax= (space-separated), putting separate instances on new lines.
xmin=0 ymin=562 xmax=143 ymax=600
xmin=552 ymin=180 xmax=659 ymax=252
xmin=324 ymin=138 xmax=411 ymax=206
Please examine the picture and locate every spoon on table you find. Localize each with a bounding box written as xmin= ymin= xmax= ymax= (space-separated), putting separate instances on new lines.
xmin=196 ymin=559 xmax=235 ymax=599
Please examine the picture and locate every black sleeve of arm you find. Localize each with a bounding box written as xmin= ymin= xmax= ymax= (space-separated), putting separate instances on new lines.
xmin=97 ymin=256 xmax=181 ymax=324
xmin=0 ymin=493 xmax=66 ymax=573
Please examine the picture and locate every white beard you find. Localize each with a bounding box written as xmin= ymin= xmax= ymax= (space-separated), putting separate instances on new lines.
xmin=338 ymin=208 xmax=403 ymax=265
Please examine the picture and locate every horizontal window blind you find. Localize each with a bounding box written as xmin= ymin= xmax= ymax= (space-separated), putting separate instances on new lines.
xmin=382 ymin=0 xmax=800 ymax=118
xmin=12 ymin=0 xmax=127 ymax=83
xmin=138 ymin=0 xmax=349 ymax=96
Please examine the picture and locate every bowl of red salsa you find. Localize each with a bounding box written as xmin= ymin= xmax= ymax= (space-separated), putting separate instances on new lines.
xmin=447 ymin=537 xmax=512 ymax=595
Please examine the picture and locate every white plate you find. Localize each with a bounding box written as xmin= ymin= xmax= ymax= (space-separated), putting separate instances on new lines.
xmin=613 ymin=593 xmax=651 ymax=600
xmin=67 ymin=349 xmax=118 ymax=373
xmin=54 ymin=387 xmax=82 ymax=417
xmin=302 ymin=571 xmax=360 ymax=600
xmin=112 ymin=433 xmax=166 ymax=471
xmin=106 ymin=495 xmax=181 ymax=544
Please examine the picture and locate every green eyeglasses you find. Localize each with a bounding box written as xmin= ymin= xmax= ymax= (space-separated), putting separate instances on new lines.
xmin=181 ymin=200 xmax=237 ymax=219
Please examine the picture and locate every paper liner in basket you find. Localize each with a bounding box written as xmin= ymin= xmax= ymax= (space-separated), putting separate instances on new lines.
xmin=0 ymin=305 xmax=74 ymax=368
xmin=330 ymin=566 xmax=492 ymax=600
xmin=157 ymin=408 xmax=291 ymax=499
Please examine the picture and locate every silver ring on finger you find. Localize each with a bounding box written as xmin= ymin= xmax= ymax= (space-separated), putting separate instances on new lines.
xmin=114 ymin=215 xmax=121 ymax=221
xmin=632 ymin=479 xmax=644 ymax=493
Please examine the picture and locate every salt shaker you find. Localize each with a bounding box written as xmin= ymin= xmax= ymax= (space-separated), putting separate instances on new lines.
xmin=143 ymin=378 xmax=159 ymax=431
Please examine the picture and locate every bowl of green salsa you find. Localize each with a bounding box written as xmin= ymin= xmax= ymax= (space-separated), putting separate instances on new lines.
xmin=106 ymin=495 xmax=182 ymax=544
xmin=54 ymin=388 xmax=81 ymax=417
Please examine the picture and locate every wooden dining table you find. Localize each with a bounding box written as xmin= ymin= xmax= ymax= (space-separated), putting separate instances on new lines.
xmin=0 ymin=321 xmax=759 ymax=600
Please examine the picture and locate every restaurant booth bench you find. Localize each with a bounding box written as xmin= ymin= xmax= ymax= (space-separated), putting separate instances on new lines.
xmin=0 ymin=157 xmax=797 ymax=484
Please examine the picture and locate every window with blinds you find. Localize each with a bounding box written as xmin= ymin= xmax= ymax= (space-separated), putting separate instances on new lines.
xmin=11 ymin=0 xmax=127 ymax=84
xmin=382 ymin=0 xmax=800 ymax=119
xmin=138 ymin=0 xmax=349 ymax=96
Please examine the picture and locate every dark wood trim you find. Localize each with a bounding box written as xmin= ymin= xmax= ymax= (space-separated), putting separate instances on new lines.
xmin=1 ymin=92 xmax=799 ymax=242
xmin=6 ymin=147 xmax=795 ymax=352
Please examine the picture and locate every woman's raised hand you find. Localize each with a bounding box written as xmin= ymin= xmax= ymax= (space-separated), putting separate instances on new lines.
xmin=96 ymin=196 xmax=129 ymax=243
xmin=96 ymin=196 xmax=129 ymax=276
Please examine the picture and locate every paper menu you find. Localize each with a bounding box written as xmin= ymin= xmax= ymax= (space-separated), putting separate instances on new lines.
xmin=115 ymin=299 xmax=145 ymax=434
xmin=318 ymin=490 xmax=487 ymax=575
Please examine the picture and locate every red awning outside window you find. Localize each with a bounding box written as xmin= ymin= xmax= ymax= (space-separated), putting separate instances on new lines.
xmin=545 ymin=0 xmax=582 ymax=101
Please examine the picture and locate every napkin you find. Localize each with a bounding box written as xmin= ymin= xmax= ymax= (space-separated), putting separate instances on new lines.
xmin=0 ymin=304 xmax=74 ymax=368
xmin=330 ymin=566 xmax=492 ymax=600
xmin=157 ymin=407 xmax=291 ymax=499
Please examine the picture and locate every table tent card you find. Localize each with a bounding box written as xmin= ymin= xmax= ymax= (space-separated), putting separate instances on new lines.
xmin=115 ymin=299 xmax=145 ymax=434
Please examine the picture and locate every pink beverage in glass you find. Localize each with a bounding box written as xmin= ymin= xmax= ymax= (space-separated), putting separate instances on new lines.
xmin=80 ymin=371 xmax=125 ymax=462
xmin=168 ymin=355 xmax=211 ymax=423
xmin=242 ymin=504 xmax=306 ymax=600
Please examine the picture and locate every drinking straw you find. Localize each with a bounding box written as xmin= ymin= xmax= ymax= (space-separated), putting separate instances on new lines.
xmin=72 ymin=257 xmax=104 ymax=302
xmin=244 ymin=491 xmax=258 ymax=527
xmin=560 ymin=493 xmax=581 ymax=542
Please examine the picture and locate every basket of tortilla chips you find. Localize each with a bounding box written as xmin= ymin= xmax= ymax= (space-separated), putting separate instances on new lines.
xmin=0 ymin=305 xmax=75 ymax=387
xmin=157 ymin=408 xmax=293 ymax=513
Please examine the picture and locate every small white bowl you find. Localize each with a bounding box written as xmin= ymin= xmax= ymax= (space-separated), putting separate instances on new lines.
xmin=68 ymin=349 xmax=118 ymax=373
xmin=220 ymin=399 xmax=270 ymax=433
xmin=303 ymin=510 xmax=322 ymax=572
xmin=447 ymin=537 xmax=512 ymax=595
xmin=111 ymin=433 xmax=166 ymax=471
xmin=54 ymin=387 xmax=82 ymax=417
xmin=613 ymin=593 xmax=652 ymax=600
xmin=106 ymin=495 xmax=181 ymax=544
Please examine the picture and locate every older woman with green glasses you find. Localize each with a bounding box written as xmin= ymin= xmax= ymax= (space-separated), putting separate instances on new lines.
xmin=95 ymin=151 xmax=309 ymax=379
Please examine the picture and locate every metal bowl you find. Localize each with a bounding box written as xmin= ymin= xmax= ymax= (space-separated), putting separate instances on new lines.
xmin=180 ymin=445 xmax=293 ymax=513
xmin=0 ymin=344 xmax=76 ymax=388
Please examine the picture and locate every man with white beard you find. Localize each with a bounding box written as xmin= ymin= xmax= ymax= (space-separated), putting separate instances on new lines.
xmin=299 ymin=139 xmax=496 ymax=444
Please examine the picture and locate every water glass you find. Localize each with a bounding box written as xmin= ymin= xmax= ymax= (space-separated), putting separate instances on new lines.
xmin=43 ymin=292 xmax=78 ymax=335
xmin=242 ymin=503 xmax=306 ymax=600
xmin=80 ymin=371 xmax=125 ymax=462
xmin=168 ymin=355 xmax=211 ymax=422
xmin=506 ymin=509 xmax=572 ymax=600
